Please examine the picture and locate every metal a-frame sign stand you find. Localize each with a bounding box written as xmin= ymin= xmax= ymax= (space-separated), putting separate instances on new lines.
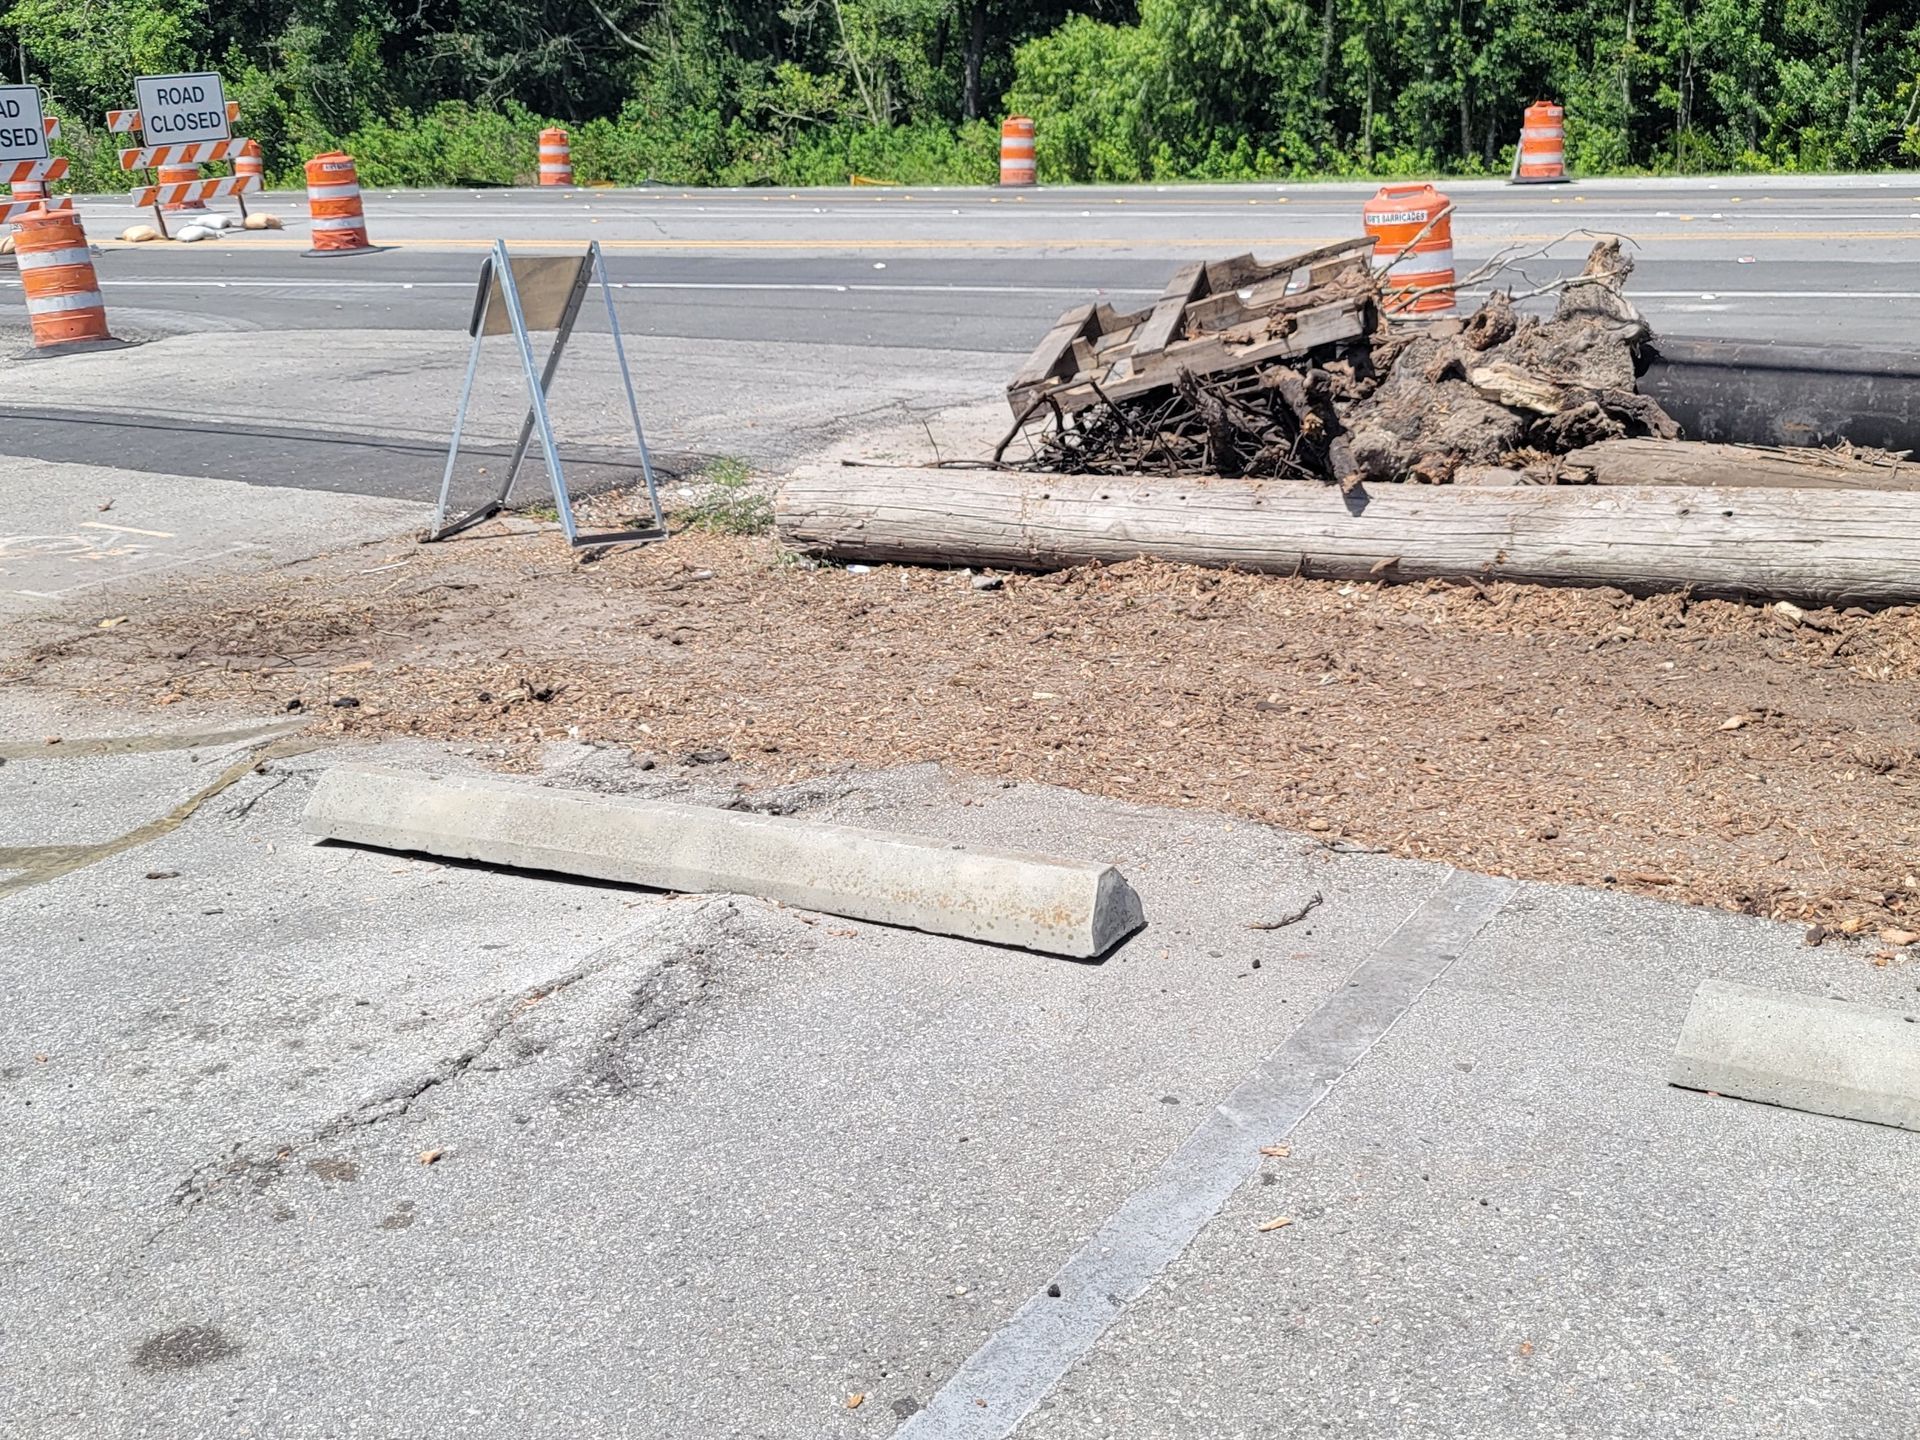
xmin=429 ymin=239 xmax=665 ymax=546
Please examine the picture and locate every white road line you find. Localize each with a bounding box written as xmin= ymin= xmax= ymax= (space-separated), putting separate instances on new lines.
xmin=0 ymin=277 xmax=1163 ymax=298
xmin=630 ymin=280 xmax=1162 ymax=294
xmin=0 ymin=278 xmax=474 ymax=290
xmin=11 ymin=276 xmax=1917 ymax=305
xmin=9 ymin=265 xmax=1919 ymax=300
xmin=895 ymin=869 xmax=1517 ymax=1440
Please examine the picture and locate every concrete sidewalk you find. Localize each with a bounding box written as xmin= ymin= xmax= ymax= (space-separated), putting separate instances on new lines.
xmin=0 ymin=455 xmax=425 ymax=622
xmin=1 ymin=715 xmax=1911 ymax=1438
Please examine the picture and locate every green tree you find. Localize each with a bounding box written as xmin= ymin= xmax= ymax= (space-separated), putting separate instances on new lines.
xmin=7 ymin=0 xmax=206 ymax=118
xmin=1006 ymin=12 xmax=1162 ymax=179
xmin=9 ymin=0 xmax=1920 ymax=188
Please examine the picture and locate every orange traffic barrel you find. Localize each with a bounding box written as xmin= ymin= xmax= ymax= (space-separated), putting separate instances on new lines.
xmin=158 ymin=162 xmax=206 ymax=211
xmin=303 ymin=152 xmax=375 ymax=255
xmin=1363 ymin=184 xmax=1456 ymax=315
xmin=1512 ymin=101 xmax=1568 ymax=183
xmin=14 ymin=207 xmax=112 ymax=348
xmin=538 ymin=128 xmax=572 ymax=186
xmin=235 ymin=140 xmax=264 ymax=188
xmin=999 ymin=117 xmax=1035 ymax=187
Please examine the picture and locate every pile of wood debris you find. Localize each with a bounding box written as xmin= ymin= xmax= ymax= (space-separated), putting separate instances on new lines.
xmin=792 ymin=228 xmax=1919 ymax=602
xmin=1001 ymin=235 xmax=1687 ymax=487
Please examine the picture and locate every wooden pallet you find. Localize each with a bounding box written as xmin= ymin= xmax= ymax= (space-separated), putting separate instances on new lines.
xmin=1007 ymin=237 xmax=1379 ymax=418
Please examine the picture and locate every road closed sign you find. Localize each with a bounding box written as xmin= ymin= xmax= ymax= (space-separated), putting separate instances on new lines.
xmin=134 ymin=72 xmax=230 ymax=143
xmin=0 ymin=85 xmax=50 ymax=163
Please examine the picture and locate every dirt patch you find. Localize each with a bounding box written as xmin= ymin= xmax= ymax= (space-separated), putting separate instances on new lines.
xmin=8 ymin=516 xmax=1920 ymax=936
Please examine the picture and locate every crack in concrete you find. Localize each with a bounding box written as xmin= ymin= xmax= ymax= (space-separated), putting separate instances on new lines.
xmin=0 ymin=734 xmax=322 ymax=898
xmin=153 ymin=897 xmax=736 ymax=1236
xmin=574 ymin=944 xmax=718 ymax=1100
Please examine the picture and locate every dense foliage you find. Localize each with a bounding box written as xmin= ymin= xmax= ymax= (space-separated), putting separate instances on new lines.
xmin=8 ymin=0 xmax=1920 ymax=189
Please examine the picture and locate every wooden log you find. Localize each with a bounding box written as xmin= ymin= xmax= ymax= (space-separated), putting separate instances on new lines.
xmin=776 ymin=465 xmax=1920 ymax=607
xmin=1453 ymin=466 xmax=1535 ymax=487
xmin=1561 ymin=438 xmax=1920 ymax=490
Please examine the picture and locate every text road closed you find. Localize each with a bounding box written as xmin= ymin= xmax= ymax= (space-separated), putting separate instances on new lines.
xmin=134 ymin=73 xmax=230 ymax=144
xmin=0 ymin=85 xmax=49 ymax=162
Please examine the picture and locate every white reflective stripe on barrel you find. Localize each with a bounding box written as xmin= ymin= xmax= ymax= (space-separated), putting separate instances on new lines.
xmin=16 ymin=246 xmax=92 ymax=271
xmin=25 ymin=290 xmax=105 ymax=314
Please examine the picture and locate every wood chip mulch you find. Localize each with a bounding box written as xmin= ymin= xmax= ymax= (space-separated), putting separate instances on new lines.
xmin=11 ymin=522 xmax=1920 ymax=937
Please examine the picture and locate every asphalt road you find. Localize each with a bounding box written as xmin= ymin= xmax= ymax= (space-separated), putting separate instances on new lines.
xmin=2 ymin=175 xmax=1914 ymax=503
xmin=15 ymin=174 xmax=1920 ymax=349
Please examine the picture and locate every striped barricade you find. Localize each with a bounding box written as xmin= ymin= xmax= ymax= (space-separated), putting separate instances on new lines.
xmin=9 ymin=117 xmax=62 ymax=208
xmin=112 ymin=102 xmax=245 ymax=213
xmin=159 ymin=164 xmax=209 ymax=210
xmin=3 ymin=157 xmax=69 ymax=188
xmin=121 ymin=140 xmax=247 ymax=214
xmin=107 ymin=102 xmax=241 ymax=133
xmin=128 ymin=173 xmax=260 ymax=209
xmin=118 ymin=139 xmax=246 ymax=170
xmin=0 ymin=195 xmax=74 ymax=226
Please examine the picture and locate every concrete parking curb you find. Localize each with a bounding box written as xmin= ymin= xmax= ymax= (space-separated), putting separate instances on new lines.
xmin=1669 ymin=979 xmax=1920 ymax=1132
xmin=302 ymin=763 xmax=1145 ymax=958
